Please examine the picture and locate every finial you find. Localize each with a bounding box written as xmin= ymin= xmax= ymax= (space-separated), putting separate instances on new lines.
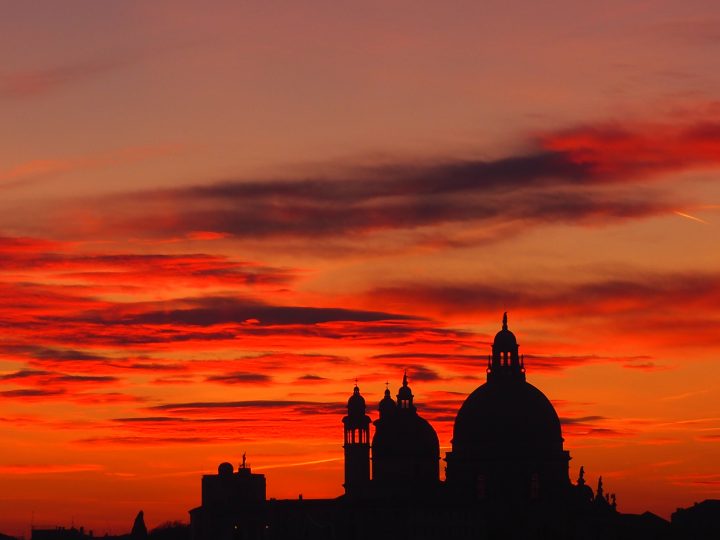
xmin=402 ymin=370 xmax=408 ymax=387
xmin=385 ymin=381 xmax=389 ymax=390
xmin=242 ymin=452 xmax=247 ymax=469
xmin=597 ymin=476 xmax=604 ymax=498
xmin=502 ymin=312 xmax=508 ymax=330
xmin=578 ymin=465 xmax=585 ymax=486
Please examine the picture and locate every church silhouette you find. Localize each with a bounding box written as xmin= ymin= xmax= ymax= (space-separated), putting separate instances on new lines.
xmin=188 ymin=315 xmax=676 ymax=540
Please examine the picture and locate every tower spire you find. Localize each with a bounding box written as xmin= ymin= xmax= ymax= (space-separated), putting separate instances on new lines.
xmin=342 ymin=383 xmax=370 ymax=497
xmin=502 ymin=311 xmax=508 ymax=330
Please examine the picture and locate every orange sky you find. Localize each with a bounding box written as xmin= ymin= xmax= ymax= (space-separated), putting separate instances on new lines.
xmin=1 ymin=1 xmax=720 ymax=537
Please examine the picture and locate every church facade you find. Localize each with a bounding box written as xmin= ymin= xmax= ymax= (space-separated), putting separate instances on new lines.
xmin=190 ymin=316 xmax=674 ymax=540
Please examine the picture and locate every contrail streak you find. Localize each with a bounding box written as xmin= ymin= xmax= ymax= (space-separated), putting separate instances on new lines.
xmin=254 ymin=457 xmax=342 ymax=471
xmin=674 ymin=211 xmax=709 ymax=224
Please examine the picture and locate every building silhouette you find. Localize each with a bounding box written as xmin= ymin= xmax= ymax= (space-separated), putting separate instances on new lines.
xmin=342 ymin=385 xmax=371 ymax=497
xmin=446 ymin=312 xmax=570 ymax=509
xmin=30 ymin=511 xmax=148 ymax=540
xmin=189 ymin=457 xmax=266 ymax=540
xmin=369 ymin=372 xmax=440 ymax=497
xmin=671 ymin=499 xmax=720 ymax=539
xmin=188 ymin=315 xmax=718 ymax=539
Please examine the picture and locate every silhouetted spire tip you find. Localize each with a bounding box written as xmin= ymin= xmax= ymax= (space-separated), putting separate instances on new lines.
xmin=502 ymin=312 xmax=508 ymax=330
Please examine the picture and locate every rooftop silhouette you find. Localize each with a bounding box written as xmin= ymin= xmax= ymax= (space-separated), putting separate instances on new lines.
xmin=187 ymin=314 xmax=720 ymax=539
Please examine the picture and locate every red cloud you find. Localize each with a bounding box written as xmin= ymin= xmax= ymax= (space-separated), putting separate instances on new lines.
xmin=541 ymin=120 xmax=720 ymax=179
xmin=361 ymin=271 xmax=720 ymax=352
xmin=0 ymin=239 xmax=295 ymax=291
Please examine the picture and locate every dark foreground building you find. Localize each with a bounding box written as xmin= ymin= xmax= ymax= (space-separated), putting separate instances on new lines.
xmin=188 ymin=315 xmax=715 ymax=540
xmin=31 ymin=511 xmax=148 ymax=540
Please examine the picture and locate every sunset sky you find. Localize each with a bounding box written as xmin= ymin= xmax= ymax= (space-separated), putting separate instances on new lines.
xmin=2 ymin=1 xmax=720 ymax=536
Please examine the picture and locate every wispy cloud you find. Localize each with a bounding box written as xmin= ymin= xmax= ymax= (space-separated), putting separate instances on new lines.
xmin=39 ymin=114 xmax=720 ymax=247
xmin=0 ymin=143 xmax=188 ymax=190
xmin=0 ymin=463 xmax=104 ymax=475
xmin=0 ymin=54 xmax=134 ymax=99
xmin=205 ymin=372 xmax=273 ymax=384
xmin=366 ymin=271 xmax=720 ymax=319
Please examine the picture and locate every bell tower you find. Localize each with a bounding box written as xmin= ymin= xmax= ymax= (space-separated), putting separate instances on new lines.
xmin=342 ymin=383 xmax=371 ymax=497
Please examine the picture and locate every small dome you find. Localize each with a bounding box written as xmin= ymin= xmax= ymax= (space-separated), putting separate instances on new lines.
xmin=218 ymin=462 xmax=234 ymax=476
xmin=575 ymin=483 xmax=595 ymax=503
xmin=397 ymin=385 xmax=412 ymax=401
xmin=379 ymin=387 xmax=396 ymax=417
xmin=493 ymin=327 xmax=518 ymax=349
xmin=347 ymin=385 xmax=366 ymax=416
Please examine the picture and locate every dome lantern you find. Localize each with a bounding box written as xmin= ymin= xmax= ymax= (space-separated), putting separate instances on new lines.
xmin=488 ymin=312 xmax=525 ymax=382
xmin=396 ymin=371 xmax=415 ymax=411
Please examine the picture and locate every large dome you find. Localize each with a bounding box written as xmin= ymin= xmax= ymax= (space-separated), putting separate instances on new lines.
xmin=452 ymin=378 xmax=563 ymax=459
xmin=445 ymin=315 xmax=570 ymax=502
xmin=372 ymin=413 xmax=439 ymax=459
